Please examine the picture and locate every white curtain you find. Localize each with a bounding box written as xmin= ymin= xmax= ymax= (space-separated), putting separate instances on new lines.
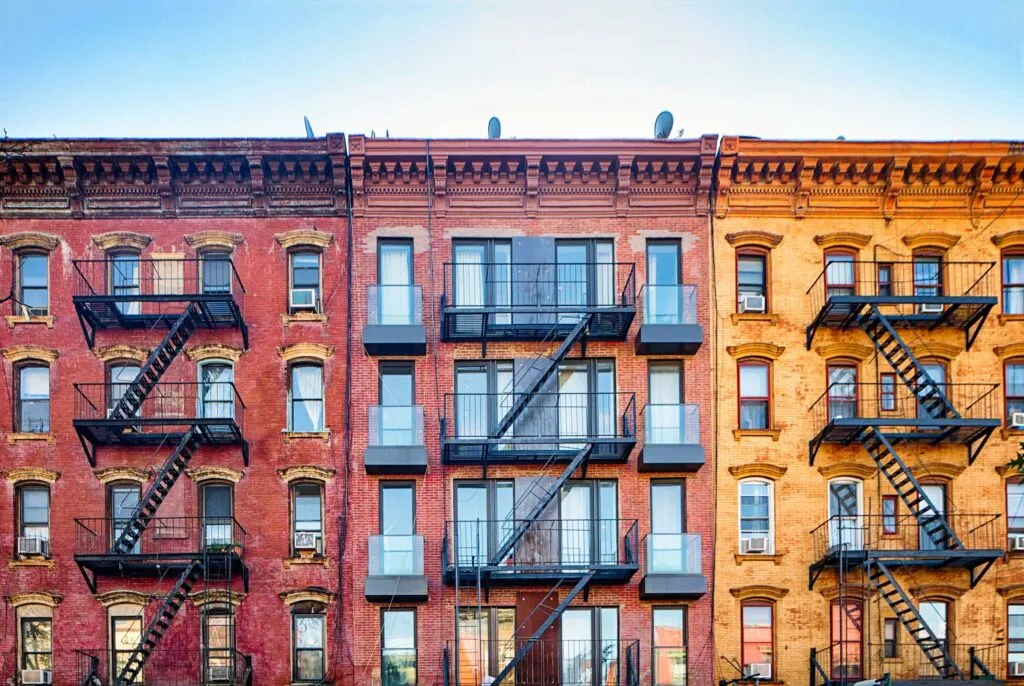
xmin=380 ymin=247 xmax=411 ymax=325
xmin=201 ymin=364 xmax=234 ymax=419
xmin=649 ymin=368 xmax=681 ymax=443
xmin=295 ymin=366 xmax=324 ymax=431
xmin=1007 ymin=258 xmax=1024 ymax=313
xmin=454 ymin=250 xmax=483 ymax=308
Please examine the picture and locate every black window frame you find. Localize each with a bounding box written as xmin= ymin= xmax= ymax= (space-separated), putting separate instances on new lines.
xmin=16 ymin=250 xmax=49 ymax=317
xmin=292 ymin=611 xmax=326 ymax=682
xmin=200 ymin=249 xmax=232 ymax=295
xmin=381 ymin=608 xmax=418 ymax=686
xmin=16 ymin=362 xmax=50 ymax=433
xmin=652 ymin=606 xmax=687 ymax=686
xmin=20 ymin=616 xmax=52 ymax=671
xmin=17 ymin=483 xmax=50 ymax=549
xmin=289 ymin=249 xmax=323 ymax=314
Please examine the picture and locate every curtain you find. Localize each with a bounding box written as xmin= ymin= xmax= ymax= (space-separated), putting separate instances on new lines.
xmin=294 ymin=366 xmax=324 ymax=431
xmin=828 ymin=367 xmax=857 ymax=420
xmin=380 ymin=246 xmax=411 ymax=325
xmin=201 ymin=364 xmax=234 ymax=420
xmin=828 ymin=482 xmax=862 ymax=549
xmin=454 ymin=249 xmax=483 ymax=308
xmin=649 ymin=368 xmax=681 ymax=443
xmin=651 ymin=483 xmax=682 ymax=573
xmin=1005 ymin=258 xmax=1024 ymax=313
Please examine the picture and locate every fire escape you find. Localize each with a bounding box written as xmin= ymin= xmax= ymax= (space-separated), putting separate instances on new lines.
xmin=70 ymin=258 xmax=252 ymax=686
xmin=805 ymin=260 xmax=1003 ymax=684
xmin=440 ymin=258 xmax=640 ymax=686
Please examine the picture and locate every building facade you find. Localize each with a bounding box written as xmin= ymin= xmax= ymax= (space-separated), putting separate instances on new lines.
xmin=712 ymin=138 xmax=1024 ymax=685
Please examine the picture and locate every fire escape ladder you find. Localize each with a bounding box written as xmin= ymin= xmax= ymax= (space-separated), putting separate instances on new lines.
xmin=861 ymin=428 xmax=964 ymax=551
xmin=487 ymin=444 xmax=594 ymax=567
xmin=111 ymin=427 xmax=202 ymax=555
xmin=490 ymin=571 xmax=596 ymax=686
xmin=490 ymin=314 xmax=593 ymax=440
xmin=856 ymin=306 xmax=960 ymax=421
xmin=108 ymin=304 xmax=203 ymax=422
xmin=115 ymin=560 xmax=205 ymax=685
xmin=867 ymin=560 xmax=963 ymax=679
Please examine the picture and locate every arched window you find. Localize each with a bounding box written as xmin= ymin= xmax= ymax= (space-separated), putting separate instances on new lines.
xmin=199 ymin=360 xmax=235 ymax=420
xmin=740 ymin=601 xmax=774 ymax=678
xmin=1003 ymin=251 xmax=1024 ymax=315
xmin=289 ymin=249 xmax=322 ymax=314
xmin=202 ymin=603 xmax=235 ymax=680
xmin=289 ymin=362 xmax=325 ymax=432
xmin=108 ymin=250 xmax=141 ymax=316
xmin=826 ymin=360 xmax=858 ymax=421
xmin=738 ymin=359 xmax=771 ymax=430
xmin=16 ymin=362 xmax=49 ymax=433
xmin=1005 ymin=359 xmax=1024 ymax=427
xmin=736 ymin=248 xmax=769 ymax=313
xmin=738 ymin=479 xmax=773 ymax=555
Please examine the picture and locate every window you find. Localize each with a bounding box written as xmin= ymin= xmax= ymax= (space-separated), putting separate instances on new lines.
xmin=737 ymin=252 xmax=767 ymax=309
xmin=203 ymin=607 xmax=234 ymax=680
xmin=882 ymin=496 xmax=898 ymax=535
xmin=884 ymin=618 xmax=898 ymax=659
xmin=16 ymin=364 xmax=49 ymax=433
xmin=739 ymin=480 xmax=773 ymax=554
xmin=1006 ymin=361 xmax=1024 ymax=426
xmin=916 ymin=362 xmax=948 ymax=420
xmin=293 ymin=612 xmax=326 ymax=682
xmin=110 ymin=483 xmax=141 ymax=554
xmin=293 ymin=483 xmax=324 ymax=555
xmin=648 ymin=362 xmax=684 ymax=444
xmin=560 ymin=607 xmax=618 ymax=686
xmin=378 ymin=240 xmax=415 ymax=325
xmin=919 ymin=601 xmax=948 ymax=647
xmin=108 ymin=362 xmax=141 ymax=418
xmin=738 ymin=361 xmax=770 ymax=430
xmin=650 ymin=481 xmax=686 ymax=573
xmin=557 ymin=239 xmax=615 ymax=311
xmin=877 ymin=263 xmax=893 ymax=297
xmin=653 ymin=608 xmax=687 ymax=686
xmin=919 ymin=483 xmax=949 ymax=552
xmin=880 ymin=373 xmax=897 ymax=412
xmin=379 ymin=363 xmax=415 ymax=446
xmin=380 ymin=483 xmax=415 ymax=575
xmin=741 ymin=603 xmax=773 ymax=678
xmin=109 ymin=251 xmax=141 ymax=315
xmin=824 ymin=251 xmax=856 ymax=299
xmin=289 ymin=363 xmax=324 ymax=432
xmin=382 ymin=609 xmax=417 ymax=686
xmin=828 ymin=479 xmax=863 ymax=549
xmin=17 ymin=485 xmax=49 ymax=553
xmin=111 ymin=615 xmax=143 ymax=681
xmin=913 ymin=254 xmax=943 ymax=298
xmin=17 ymin=252 xmax=48 ymax=316
xmin=1004 ymin=254 xmax=1024 ymax=315
xmin=454 ymin=480 xmax=514 ymax=565
xmin=21 ymin=617 xmax=52 ymax=672
xmin=289 ymin=250 xmax=322 ymax=313
xmin=199 ymin=361 xmax=235 ymax=420
xmin=1010 ymin=605 xmax=1024 ymax=672
xmin=827 ymin=364 xmax=857 ymax=421
xmin=1008 ymin=481 xmax=1024 ymax=535
xmin=201 ymin=250 xmax=232 ymax=294
xmin=830 ymin=601 xmax=862 ymax=680
xmin=201 ymin=483 xmax=232 ymax=548
xmin=456 ymin=607 xmax=515 ymax=686
xmin=647 ymin=240 xmax=682 ymax=324
xmin=452 ymin=240 xmax=512 ymax=326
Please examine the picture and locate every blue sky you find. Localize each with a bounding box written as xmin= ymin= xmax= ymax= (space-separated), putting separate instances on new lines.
xmin=1 ymin=0 xmax=1022 ymax=141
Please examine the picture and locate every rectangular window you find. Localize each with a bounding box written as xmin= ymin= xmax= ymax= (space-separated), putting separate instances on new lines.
xmin=201 ymin=483 xmax=232 ymax=548
xmin=21 ymin=618 xmax=52 ymax=671
xmin=741 ymin=604 xmax=773 ymax=679
xmin=456 ymin=607 xmax=515 ymax=686
xmin=378 ymin=240 xmax=415 ymax=325
xmin=882 ymin=495 xmax=898 ymax=535
xmin=913 ymin=255 xmax=942 ymax=297
xmin=1004 ymin=255 xmax=1024 ymax=315
xmin=201 ymin=251 xmax=232 ymax=294
xmin=293 ymin=483 xmax=324 ymax=554
xmin=647 ymin=240 xmax=682 ymax=324
xmin=830 ymin=601 xmax=862 ymax=680
xmin=290 ymin=251 xmax=322 ymax=313
xmin=824 ymin=253 xmax=855 ymax=299
xmin=648 ymin=362 xmax=684 ymax=444
xmin=650 ymin=481 xmax=685 ymax=573
xmin=880 ymin=373 xmax=897 ymax=412
xmin=17 ymin=365 xmax=49 ymax=433
xmin=380 ymin=483 xmax=415 ymax=575
xmin=557 ymin=239 xmax=615 ymax=312
xmin=111 ymin=616 xmax=142 ymax=681
xmin=18 ymin=253 xmax=48 ymax=316
xmin=289 ymin=364 xmax=324 ymax=432
xmin=109 ymin=252 xmax=141 ymax=315
xmin=110 ymin=485 xmax=141 ymax=555
xmin=452 ymin=240 xmax=512 ymax=326
xmin=653 ymin=608 xmax=687 ymax=686
xmin=827 ymin=365 xmax=857 ymax=421
xmin=203 ymin=611 xmax=234 ymax=678
xmin=561 ymin=607 xmax=618 ymax=686
xmin=739 ymin=481 xmax=772 ymax=554
xmin=1009 ymin=482 xmax=1024 ymax=535
xmin=738 ymin=363 xmax=770 ymax=430
xmin=884 ymin=618 xmax=898 ymax=659
xmin=737 ymin=253 xmax=767 ymax=306
xmin=382 ymin=609 xmax=417 ymax=686
xmin=877 ymin=263 xmax=893 ymax=297
xmin=293 ymin=613 xmax=325 ymax=682
xmin=18 ymin=486 xmax=50 ymax=546
xmin=1007 ymin=363 xmax=1024 ymax=425
xmin=379 ymin=363 xmax=416 ymax=446
xmin=1010 ymin=605 xmax=1024 ymax=673
xmin=454 ymin=480 xmax=514 ymax=565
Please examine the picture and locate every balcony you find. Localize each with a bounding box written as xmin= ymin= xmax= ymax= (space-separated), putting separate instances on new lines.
xmin=445 ymin=639 xmax=640 ymax=686
xmin=441 ymin=261 xmax=636 ymax=344
xmin=364 ymin=405 xmax=428 ymax=474
xmin=365 ymin=534 xmax=427 ymax=602
xmin=639 ymin=533 xmax=706 ymax=600
xmin=73 ymin=382 xmax=248 ymax=465
xmin=811 ymin=641 xmax=1003 ymax=685
xmin=639 ymin=404 xmax=704 ymax=472
xmin=808 ymin=382 xmax=999 ymax=464
xmin=364 ymin=285 xmax=426 ymax=355
xmin=441 ymin=392 xmax=636 ymax=465
xmin=806 ymin=260 xmax=997 ymax=349
xmin=72 ymin=258 xmax=248 ymax=347
xmin=443 ymin=518 xmax=639 ymax=586
xmin=74 ymin=516 xmax=247 ymax=591
xmin=635 ymin=284 xmax=702 ymax=355
xmin=76 ymin=647 xmax=253 ymax=686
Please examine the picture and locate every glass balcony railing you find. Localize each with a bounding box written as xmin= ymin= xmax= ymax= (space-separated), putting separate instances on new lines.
xmin=368 ymin=405 xmax=425 ymax=446
xmin=366 ymin=284 xmax=423 ymax=326
xmin=643 ymin=533 xmax=702 ymax=575
xmin=643 ymin=404 xmax=699 ymax=445
xmin=368 ymin=534 xmax=424 ymax=576
xmin=641 ymin=284 xmax=697 ymax=325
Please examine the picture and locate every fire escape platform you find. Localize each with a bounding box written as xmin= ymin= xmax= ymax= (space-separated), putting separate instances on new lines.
xmin=812 ymin=418 xmax=999 ymax=448
xmin=443 ymin=563 xmax=638 ymax=587
xmin=441 ymin=437 xmax=636 ymax=465
xmin=441 ymin=308 xmax=636 ymax=342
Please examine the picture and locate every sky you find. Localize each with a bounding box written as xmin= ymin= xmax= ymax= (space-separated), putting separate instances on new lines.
xmin=0 ymin=0 xmax=1022 ymax=142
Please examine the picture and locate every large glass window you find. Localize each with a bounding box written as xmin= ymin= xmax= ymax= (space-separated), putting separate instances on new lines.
xmin=1007 ymin=362 xmax=1024 ymax=425
xmin=293 ymin=613 xmax=325 ymax=682
xmin=1010 ymin=605 xmax=1024 ymax=673
xmin=920 ymin=601 xmax=948 ymax=650
xmin=293 ymin=483 xmax=324 ymax=554
xmin=738 ymin=362 xmax=770 ymax=430
xmin=827 ymin=364 xmax=857 ymax=420
xmin=18 ymin=486 xmax=50 ymax=549
xmin=648 ymin=362 xmax=684 ymax=444
xmin=456 ymin=607 xmax=515 ymax=686
xmin=200 ymin=362 xmax=235 ymax=420
xmin=1008 ymin=481 xmax=1024 ymax=535
xmin=202 ymin=251 xmax=232 ymax=294
xmin=830 ymin=601 xmax=862 ymax=680
xmin=111 ymin=616 xmax=143 ymax=682
xmin=289 ymin=363 xmax=324 ymax=432
xmin=378 ymin=240 xmax=414 ymax=325
xmin=382 ymin=609 xmax=417 ymax=686
xmin=17 ymin=364 xmax=49 ymax=433
xmin=1004 ymin=254 xmax=1024 ymax=315
xmin=737 ymin=252 xmax=767 ymax=309
xmin=650 ymin=481 xmax=685 ymax=573
xmin=21 ymin=618 xmax=52 ymax=672
xmin=17 ymin=253 xmax=48 ymax=316
xmin=454 ymin=480 xmax=514 ymax=566
xmin=558 ymin=239 xmax=615 ymax=314
xmin=109 ymin=252 xmax=141 ymax=315
xmin=919 ymin=483 xmax=948 ymax=551
xmin=379 ymin=363 xmax=415 ymax=446
xmin=561 ymin=607 xmax=618 ymax=686
xmin=110 ymin=484 xmax=141 ymax=554
xmin=290 ymin=251 xmax=322 ymax=313
xmin=452 ymin=240 xmax=511 ymax=327
xmin=739 ymin=480 xmax=772 ymax=554
xmin=647 ymin=240 xmax=682 ymax=324
xmin=202 ymin=483 xmax=232 ymax=547
xmin=380 ymin=483 xmax=415 ymax=575
xmin=741 ymin=603 xmax=773 ymax=678
xmin=653 ymin=608 xmax=687 ymax=686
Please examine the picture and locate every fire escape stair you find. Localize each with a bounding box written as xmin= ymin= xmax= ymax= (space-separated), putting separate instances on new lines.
xmin=115 ymin=560 xmax=205 ymax=685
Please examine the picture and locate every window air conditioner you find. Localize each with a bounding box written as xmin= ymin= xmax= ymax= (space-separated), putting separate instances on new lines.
xmin=1011 ymin=662 xmax=1024 ymax=677
xmin=21 ymin=670 xmax=53 ymax=685
xmin=208 ymin=665 xmax=233 ymax=681
xmin=918 ymin=302 xmax=944 ymax=314
xmin=1012 ymin=412 xmax=1024 ymax=428
xmin=17 ymin=536 xmax=49 ymax=557
xmin=743 ymin=663 xmax=772 ymax=679
xmin=290 ymin=288 xmax=319 ymax=311
xmin=739 ymin=295 xmax=766 ymax=314
xmin=294 ymin=531 xmax=320 ymax=551
xmin=740 ymin=536 xmax=769 ymax=554
xmin=1009 ymin=534 xmax=1024 ymax=551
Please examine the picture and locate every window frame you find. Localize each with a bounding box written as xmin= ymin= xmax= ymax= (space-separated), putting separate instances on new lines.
xmin=652 ymin=606 xmax=687 ymax=686
xmin=1007 ymin=479 xmax=1024 ymax=536
xmin=1002 ymin=251 xmax=1024 ymax=316
xmin=912 ymin=250 xmax=945 ymax=298
xmin=456 ymin=606 xmax=516 ymax=681
xmin=292 ymin=611 xmax=327 ymax=682
xmin=288 ymin=248 xmax=323 ymax=314
xmin=876 ymin=262 xmax=893 ymax=297
xmin=110 ymin=614 xmax=143 ymax=683
xmin=199 ymin=481 xmax=234 ymax=549
xmin=740 ymin=601 xmax=774 ymax=679
xmin=883 ymin=617 xmax=899 ymax=659
xmin=199 ymin=249 xmax=233 ymax=295
xmin=291 ymin=481 xmax=325 ymax=555
xmin=1009 ymin=603 xmax=1024 ymax=673
xmin=1005 ymin=359 xmax=1024 ymax=427
xmin=826 ymin=361 xmax=858 ymax=421
xmin=736 ymin=249 xmax=769 ymax=311
xmin=880 ymin=372 xmax=897 ymax=412
xmin=17 ymin=483 xmax=51 ymax=551
xmin=738 ymin=478 xmax=774 ymax=554
xmin=824 ymin=249 xmax=857 ymax=298
xmin=201 ymin=604 xmax=235 ymax=680
xmin=15 ymin=362 xmax=50 ymax=433
xmin=737 ymin=359 xmax=771 ymax=430
xmin=288 ymin=361 xmax=325 ymax=432
xmin=381 ymin=608 xmax=418 ymax=686
xmin=829 ymin=600 xmax=863 ymax=680
xmin=882 ymin=495 xmax=899 ymax=536
xmin=20 ymin=616 xmax=52 ymax=671
xmin=15 ymin=250 xmax=49 ymax=316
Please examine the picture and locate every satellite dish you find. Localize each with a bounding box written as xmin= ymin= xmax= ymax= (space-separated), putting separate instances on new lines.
xmin=654 ymin=111 xmax=674 ymax=139
xmin=303 ymin=116 xmax=315 ymax=139
xmin=488 ymin=117 xmax=501 ymax=139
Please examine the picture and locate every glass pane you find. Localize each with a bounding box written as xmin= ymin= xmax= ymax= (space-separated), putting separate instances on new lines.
xmin=295 ymin=486 xmax=323 ymax=529
xmin=561 ymin=609 xmax=593 ymax=686
xmin=1009 ymin=484 xmax=1024 ymax=531
xmin=22 ymin=619 xmax=52 ymax=652
xmin=742 ymin=606 xmax=773 ymax=672
xmin=291 ymin=365 xmax=324 ymax=431
xmin=648 ymin=242 xmax=681 ymax=323
xmin=202 ymin=252 xmax=231 ymax=293
xmin=379 ymin=243 xmax=413 ymax=325
xmin=295 ymin=616 xmax=324 ymax=649
xmin=560 ymin=484 xmax=592 ymax=566
xmin=381 ymin=368 xmax=414 ymax=406
xmin=739 ymin=365 xmax=768 ymax=397
xmin=383 ymin=610 xmax=416 ymax=650
xmin=456 ymin=368 xmax=487 ymax=438
xmin=21 ymin=488 xmax=49 ymax=525
xmin=292 ymin=252 xmax=320 ymax=287
xmin=456 ymin=484 xmax=488 ymax=564
xmin=203 ymin=485 xmax=232 ymax=518
xmin=381 ymin=486 xmax=414 ymax=535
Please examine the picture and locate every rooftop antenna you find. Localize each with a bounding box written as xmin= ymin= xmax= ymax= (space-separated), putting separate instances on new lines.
xmin=654 ymin=110 xmax=674 ymax=139
xmin=487 ymin=116 xmax=501 ymax=139
xmin=303 ymin=116 xmax=315 ymax=138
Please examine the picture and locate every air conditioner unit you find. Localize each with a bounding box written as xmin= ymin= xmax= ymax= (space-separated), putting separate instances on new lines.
xmin=294 ymin=531 xmax=320 ymax=551
xmin=740 ymin=536 xmax=769 ymax=554
xmin=17 ymin=536 xmax=49 ymax=557
xmin=21 ymin=670 xmax=53 ymax=685
xmin=918 ymin=302 xmax=944 ymax=314
xmin=1012 ymin=412 xmax=1024 ymax=428
xmin=1011 ymin=662 xmax=1024 ymax=677
xmin=208 ymin=665 xmax=233 ymax=681
xmin=743 ymin=663 xmax=772 ymax=679
xmin=739 ymin=295 xmax=766 ymax=314
xmin=290 ymin=288 xmax=319 ymax=311
xmin=1009 ymin=534 xmax=1024 ymax=551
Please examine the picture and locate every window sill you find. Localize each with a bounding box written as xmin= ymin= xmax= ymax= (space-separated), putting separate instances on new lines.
xmin=281 ymin=312 xmax=328 ymax=326
xmin=283 ymin=555 xmax=330 ymax=570
xmin=282 ymin=430 xmax=331 ymax=442
xmin=7 ymin=432 xmax=55 ymax=445
xmin=10 ymin=556 xmax=55 ymax=569
xmin=733 ymin=428 xmax=781 ymax=441
xmin=998 ymin=314 xmax=1024 ymax=326
xmin=734 ymin=553 xmax=784 ymax=565
xmin=730 ymin=312 xmax=779 ymax=325
xmin=1002 ymin=427 xmax=1024 ymax=441
xmin=5 ymin=314 xmax=54 ymax=328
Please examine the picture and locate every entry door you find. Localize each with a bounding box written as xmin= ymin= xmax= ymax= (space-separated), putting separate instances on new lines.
xmin=202 ymin=484 xmax=232 ymax=547
xmin=647 ymin=241 xmax=681 ymax=324
xmin=379 ymin=241 xmax=413 ymax=326
xmin=517 ymin=592 xmax=560 ymax=686
xmin=561 ymin=610 xmax=594 ymax=686
xmin=455 ymin=367 xmax=488 ymax=439
xmin=919 ymin=484 xmax=949 ymax=551
xmin=558 ymin=364 xmax=589 ymax=444
xmin=111 ymin=485 xmax=141 ymax=554
xmin=651 ymin=482 xmax=685 ymax=573
xmin=649 ymin=364 xmax=682 ymax=443
xmin=380 ymin=364 xmax=414 ymax=446
xmin=828 ymin=480 xmax=863 ymax=549
xmin=380 ymin=484 xmax=415 ymax=574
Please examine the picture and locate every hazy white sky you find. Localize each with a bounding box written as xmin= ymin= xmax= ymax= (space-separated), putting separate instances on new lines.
xmin=1 ymin=0 xmax=1022 ymax=141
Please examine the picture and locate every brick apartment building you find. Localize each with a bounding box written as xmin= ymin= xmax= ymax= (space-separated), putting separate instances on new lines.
xmin=711 ymin=138 xmax=1024 ymax=684
xmin=0 ymin=133 xmax=718 ymax=686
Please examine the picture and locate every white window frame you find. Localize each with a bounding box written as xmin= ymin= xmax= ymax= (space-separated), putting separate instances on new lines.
xmin=738 ymin=478 xmax=774 ymax=554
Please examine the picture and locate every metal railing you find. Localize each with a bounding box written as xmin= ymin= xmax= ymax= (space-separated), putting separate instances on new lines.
xmin=642 ymin=533 xmax=702 ymax=576
xmin=446 ymin=518 xmax=638 ymax=571
xmin=75 ymin=647 xmax=253 ymax=685
xmin=447 ymin=638 xmax=640 ymax=686
xmin=74 ymin=516 xmax=247 ymax=558
xmin=368 ymin=534 xmax=425 ymax=576
xmin=73 ymin=257 xmax=246 ymax=299
xmin=367 ymin=284 xmax=423 ymax=326
xmin=809 ymin=382 xmax=1000 ymax=431
xmin=643 ymin=404 xmax=700 ymax=445
xmin=368 ymin=405 xmax=425 ymax=446
xmin=845 ymin=641 xmax=1002 ymax=681
xmin=810 ymin=514 xmax=1002 ymax=562
xmin=74 ymin=381 xmax=246 ymax=427
xmin=641 ymin=284 xmax=698 ymax=325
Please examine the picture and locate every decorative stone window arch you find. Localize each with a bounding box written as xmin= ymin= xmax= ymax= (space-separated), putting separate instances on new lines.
xmin=277 ymin=343 xmax=334 ymax=363
xmin=7 ymin=591 xmax=63 ymax=609
xmin=280 ymin=587 xmax=336 ymax=607
xmin=186 ymin=344 xmax=243 ymax=364
xmin=276 ymin=230 xmax=333 ymax=325
xmin=813 ymin=232 xmax=871 ymax=251
xmin=186 ymin=466 xmax=244 ymax=484
xmin=725 ymin=231 xmax=784 ymax=251
xmin=0 ymin=232 xmax=59 ymax=253
xmin=901 ymin=232 xmax=960 ymax=252
xmin=185 ymin=231 xmax=244 ymax=254
xmin=2 ymin=345 xmax=59 ymax=365
xmin=728 ymin=464 xmax=788 ymax=481
xmin=274 ymin=229 xmax=334 ymax=251
xmin=5 ymin=467 xmax=60 ymax=486
xmin=277 ymin=466 xmax=336 ymax=484
xmin=93 ymin=467 xmax=151 ymax=486
xmin=92 ymin=232 xmax=152 ymax=253
xmin=726 ymin=343 xmax=785 ymax=361
xmin=189 ymin=589 xmax=246 ymax=609
xmin=910 ymin=584 xmax=966 ymax=602
xmin=817 ymin=463 xmax=877 ymax=481
xmin=906 ymin=342 xmax=961 ymax=361
xmin=814 ymin=343 xmax=873 ymax=362
xmin=94 ymin=345 xmax=150 ymax=365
